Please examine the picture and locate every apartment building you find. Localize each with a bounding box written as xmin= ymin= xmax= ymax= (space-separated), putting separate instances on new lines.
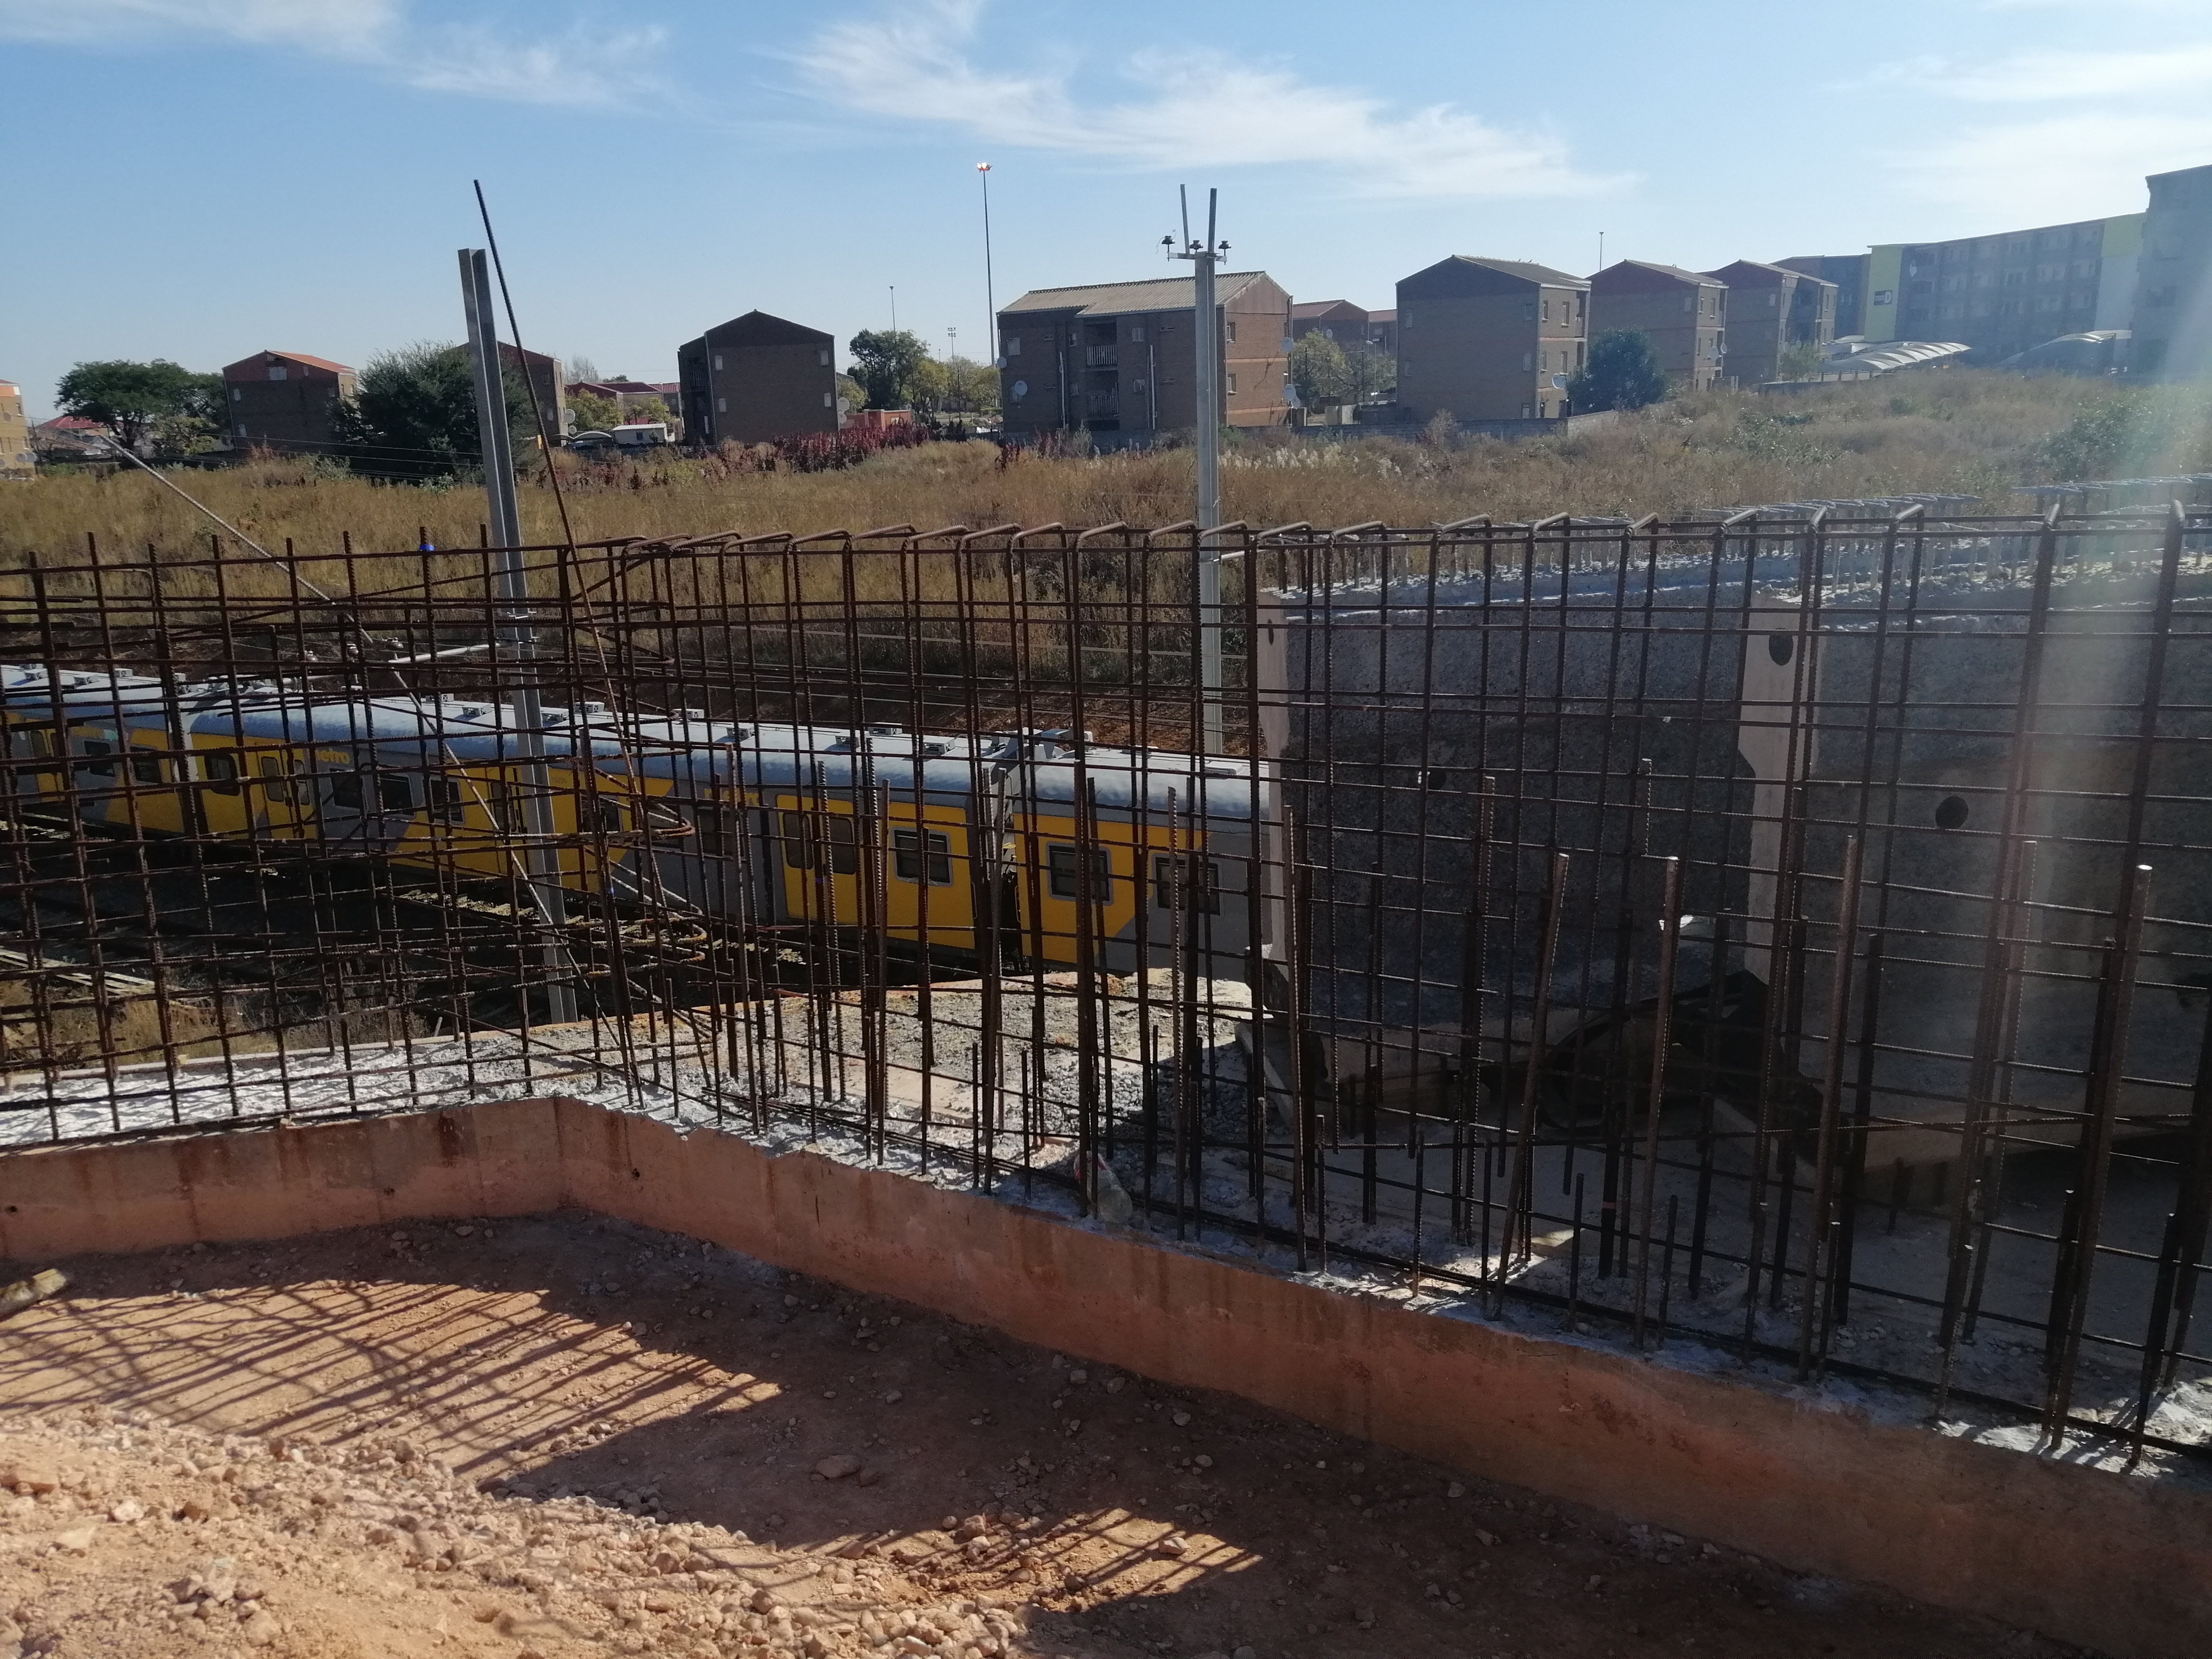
xmin=1587 ymin=262 xmax=1727 ymax=391
xmin=2133 ymin=162 xmax=2212 ymax=381
xmin=1861 ymin=214 xmax=2142 ymax=362
xmin=1392 ymin=257 xmax=1587 ymax=421
xmin=675 ymin=311 xmax=837 ymax=447
xmin=1703 ymin=261 xmax=1837 ymax=384
xmin=495 ymin=344 xmax=568 ymax=443
xmin=1290 ymin=299 xmax=1367 ymax=345
xmin=997 ymin=272 xmax=1293 ymax=436
xmin=220 ymin=350 xmax=357 ymax=453
xmin=1777 ymin=254 xmax=1872 ymax=339
xmin=0 ymin=380 xmax=32 ymax=479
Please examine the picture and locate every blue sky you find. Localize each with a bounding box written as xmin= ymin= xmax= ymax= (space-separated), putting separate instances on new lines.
xmin=4 ymin=0 xmax=2209 ymax=418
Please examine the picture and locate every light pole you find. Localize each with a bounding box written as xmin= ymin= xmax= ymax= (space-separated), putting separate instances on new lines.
xmin=978 ymin=163 xmax=997 ymax=368
xmin=890 ymin=285 xmax=898 ymax=334
xmin=1166 ymin=185 xmax=1228 ymax=751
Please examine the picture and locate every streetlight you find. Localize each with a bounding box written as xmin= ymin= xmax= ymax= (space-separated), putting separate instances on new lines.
xmin=978 ymin=163 xmax=998 ymax=367
xmin=1166 ymin=184 xmax=1229 ymax=751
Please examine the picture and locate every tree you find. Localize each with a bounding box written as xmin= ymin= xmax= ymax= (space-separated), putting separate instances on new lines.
xmin=1344 ymin=341 xmax=1395 ymax=404
xmin=330 ymin=342 xmax=534 ymax=480
xmin=1566 ymin=330 xmax=1669 ymax=412
xmin=1289 ymin=334 xmax=1352 ymax=410
xmin=941 ymin=356 xmax=999 ymax=418
xmin=1777 ymin=341 xmax=1826 ymax=381
xmin=567 ymin=390 xmax=626 ymax=433
xmin=848 ymin=329 xmax=931 ymax=410
xmin=56 ymin=359 xmax=223 ymax=454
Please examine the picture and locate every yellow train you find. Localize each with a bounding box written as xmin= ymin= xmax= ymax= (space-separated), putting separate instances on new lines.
xmin=1 ymin=663 xmax=1271 ymax=977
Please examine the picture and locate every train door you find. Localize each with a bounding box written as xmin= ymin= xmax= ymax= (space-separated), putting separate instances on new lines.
xmin=884 ymin=802 xmax=973 ymax=949
xmin=251 ymin=748 xmax=311 ymax=840
xmin=123 ymin=728 xmax=188 ymax=835
xmin=774 ymin=794 xmax=859 ymax=929
xmin=312 ymin=751 xmax=414 ymax=851
xmin=774 ymin=795 xmax=976 ymax=949
xmin=1009 ymin=813 xmax=1143 ymax=966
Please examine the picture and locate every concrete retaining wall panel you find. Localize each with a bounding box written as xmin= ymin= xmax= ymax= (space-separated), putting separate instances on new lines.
xmin=0 ymin=1101 xmax=2204 ymax=1657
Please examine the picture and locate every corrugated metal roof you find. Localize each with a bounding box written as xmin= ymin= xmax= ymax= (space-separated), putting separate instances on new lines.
xmin=1002 ymin=272 xmax=1274 ymax=318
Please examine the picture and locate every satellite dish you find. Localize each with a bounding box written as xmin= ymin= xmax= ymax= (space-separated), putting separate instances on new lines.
xmin=1551 ymin=373 xmax=1567 ymax=389
xmin=1011 ymin=380 xmax=1029 ymax=399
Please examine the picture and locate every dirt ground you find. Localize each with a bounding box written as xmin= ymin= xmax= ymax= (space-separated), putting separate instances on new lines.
xmin=0 ymin=1212 xmax=2097 ymax=1659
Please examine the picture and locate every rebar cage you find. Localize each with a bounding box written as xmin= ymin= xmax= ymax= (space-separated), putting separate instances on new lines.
xmin=2 ymin=509 xmax=2209 ymax=1460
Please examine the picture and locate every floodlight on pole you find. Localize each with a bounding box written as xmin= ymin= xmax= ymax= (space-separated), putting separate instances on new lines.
xmin=1166 ymin=184 xmax=1229 ymax=752
xmin=978 ymin=163 xmax=999 ymax=368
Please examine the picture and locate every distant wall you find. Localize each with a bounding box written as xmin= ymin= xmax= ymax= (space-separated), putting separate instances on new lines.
xmin=1 ymin=1100 xmax=2206 ymax=1657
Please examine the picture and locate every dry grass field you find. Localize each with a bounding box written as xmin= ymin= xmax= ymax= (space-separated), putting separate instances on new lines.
xmin=1 ymin=372 xmax=2167 ymax=573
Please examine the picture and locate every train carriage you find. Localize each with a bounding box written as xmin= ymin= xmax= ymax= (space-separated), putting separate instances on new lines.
xmin=1 ymin=664 xmax=1272 ymax=983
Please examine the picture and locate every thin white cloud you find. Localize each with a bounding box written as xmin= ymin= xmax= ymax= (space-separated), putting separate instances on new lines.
xmin=793 ymin=0 xmax=1617 ymax=200
xmin=1891 ymin=112 xmax=2212 ymax=220
xmin=0 ymin=0 xmax=663 ymax=107
xmin=1878 ymin=43 xmax=2212 ymax=102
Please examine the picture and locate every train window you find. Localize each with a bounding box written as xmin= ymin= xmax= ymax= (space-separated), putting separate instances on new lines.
xmin=76 ymin=738 xmax=115 ymax=779
xmin=329 ymin=771 xmax=364 ymax=810
xmin=825 ymin=816 xmax=858 ymax=875
xmin=255 ymin=754 xmax=292 ymax=801
xmin=426 ymin=775 xmax=466 ymax=823
xmin=781 ymin=811 xmax=813 ymax=868
xmin=7 ymin=726 xmax=53 ymax=760
xmin=1047 ymin=843 xmax=1111 ymax=901
xmin=133 ymin=751 xmax=165 ymax=785
xmin=695 ymin=809 xmax=727 ymax=857
xmin=893 ymin=827 xmax=953 ymax=885
xmin=588 ymin=797 xmax=628 ymax=835
xmin=1153 ymin=854 xmax=1223 ymax=914
xmin=202 ymin=753 xmax=241 ymax=795
xmin=378 ymin=772 xmax=414 ymax=813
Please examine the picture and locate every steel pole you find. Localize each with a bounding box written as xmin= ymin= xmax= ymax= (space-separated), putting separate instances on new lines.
xmin=1189 ymin=188 xmax=1224 ymax=751
xmin=461 ymin=247 xmax=578 ymax=1027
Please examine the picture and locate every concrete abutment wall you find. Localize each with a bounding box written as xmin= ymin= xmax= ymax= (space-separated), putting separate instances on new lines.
xmin=0 ymin=1100 xmax=2204 ymax=1659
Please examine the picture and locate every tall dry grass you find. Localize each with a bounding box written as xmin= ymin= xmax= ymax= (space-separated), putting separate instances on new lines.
xmin=0 ymin=370 xmax=2117 ymax=591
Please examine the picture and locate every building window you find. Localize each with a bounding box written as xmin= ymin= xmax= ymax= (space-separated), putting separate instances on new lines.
xmin=717 ymin=397 xmax=727 ymax=413
xmin=230 ymin=387 xmax=242 ymax=403
xmin=1130 ymin=325 xmax=1145 ymax=343
xmin=892 ymin=827 xmax=953 ymax=885
xmin=1224 ymin=373 xmax=1236 ymax=394
xmin=1047 ymin=843 xmax=1110 ymax=900
xmin=1522 ymin=353 xmax=1533 ymax=371
xmin=267 ymin=366 xmax=287 ymax=381
xmin=823 ymin=391 xmax=833 ymax=407
xmin=1224 ymin=321 xmax=1236 ymax=342
xmin=1004 ymin=334 xmax=1020 ymax=356
xmin=713 ymin=354 xmax=724 ymax=371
